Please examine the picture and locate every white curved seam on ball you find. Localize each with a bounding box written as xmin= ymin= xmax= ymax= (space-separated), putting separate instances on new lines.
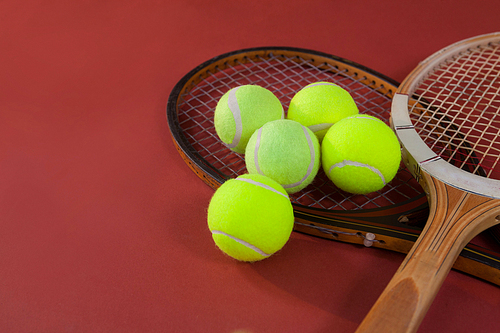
xmin=308 ymin=123 xmax=333 ymax=133
xmin=283 ymin=125 xmax=315 ymax=189
xmin=236 ymin=178 xmax=288 ymax=199
xmin=226 ymin=87 xmax=242 ymax=149
xmin=280 ymin=105 xmax=285 ymax=119
xmin=211 ymin=230 xmax=271 ymax=257
xmin=353 ymin=115 xmax=379 ymax=121
xmin=253 ymin=127 xmax=264 ymax=175
xmin=303 ymin=82 xmax=338 ymax=89
xmin=328 ymin=160 xmax=386 ymax=184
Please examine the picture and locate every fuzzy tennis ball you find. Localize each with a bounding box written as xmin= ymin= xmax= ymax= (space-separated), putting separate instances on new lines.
xmin=214 ymin=85 xmax=284 ymax=154
xmin=287 ymin=82 xmax=359 ymax=142
xmin=322 ymin=114 xmax=401 ymax=195
xmin=245 ymin=119 xmax=320 ymax=194
xmin=207 ymin=173 xmax=294 ymax=262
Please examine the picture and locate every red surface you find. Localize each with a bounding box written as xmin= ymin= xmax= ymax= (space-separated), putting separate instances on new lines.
xmin=1 ymin=1 xmax=500 ymax=332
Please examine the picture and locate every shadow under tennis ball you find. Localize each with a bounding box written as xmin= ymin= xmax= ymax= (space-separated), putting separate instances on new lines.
xmin=249 ymin=232 xmax=404 ymax=324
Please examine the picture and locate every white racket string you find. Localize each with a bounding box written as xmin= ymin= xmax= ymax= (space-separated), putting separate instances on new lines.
xmin=408 ymin=41 xmax=500 ymax=180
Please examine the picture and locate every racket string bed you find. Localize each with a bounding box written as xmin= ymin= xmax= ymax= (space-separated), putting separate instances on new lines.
xmin=409 ymin=40 xmax=500 ymax=180
xmin=176 ymin=51 xmax=422 ymax=211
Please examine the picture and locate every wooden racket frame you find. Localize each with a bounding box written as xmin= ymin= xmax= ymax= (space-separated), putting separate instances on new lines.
xmin=357 ymin=32 xmax=500 ymax=332
xmin=166 ymin=46 xmax=500 ymax=287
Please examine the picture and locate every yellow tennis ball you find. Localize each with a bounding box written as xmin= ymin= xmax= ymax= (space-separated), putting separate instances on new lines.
xmin=207 ymin=173 xmax=294 ymax=262
xmin=214 ymin=85 xmax=284 ymax=154
xmin=287 ymin=82 xmax=359 ymax=142
xmin=245 ymin=119 xmax=320 ymax=194
xmin=322 ymin=114 xmax=401 ymax=195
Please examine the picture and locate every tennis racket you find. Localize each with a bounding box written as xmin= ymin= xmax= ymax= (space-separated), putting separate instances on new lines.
xmin=356 ymin=32 xmax=500 ymax=332
xmin=166 ymin=46 xmax=500 ymax=286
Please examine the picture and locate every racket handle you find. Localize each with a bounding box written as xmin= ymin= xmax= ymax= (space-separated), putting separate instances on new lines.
xmin=356 ymin=175 xmax=500 ymax=333
xmin=355 ymin=249 xmax=456 ymax=332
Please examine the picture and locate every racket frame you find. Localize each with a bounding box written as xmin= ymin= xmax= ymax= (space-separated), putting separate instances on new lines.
xmin=393 ymin=32 xmax=500 ymax=199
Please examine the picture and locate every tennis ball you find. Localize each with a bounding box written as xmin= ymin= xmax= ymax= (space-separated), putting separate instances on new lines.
xmin=287 ymin=82 xmax=359 ymax=142
xmin=322 ymin=114 xmax=401 ymax=195
xmin=207 ymin=173 xmax=294 ymax=262
xmin=214 ymin=85 xmax=284 ymax=154
xmin=245 ymin=119 xmax=320 ymax=194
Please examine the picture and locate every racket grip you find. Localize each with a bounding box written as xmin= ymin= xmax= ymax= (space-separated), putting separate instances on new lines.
xmin=355 ymin=175 xmax=500 ymax=333
xmin=355 ymin=250 xmax=455 ymax=333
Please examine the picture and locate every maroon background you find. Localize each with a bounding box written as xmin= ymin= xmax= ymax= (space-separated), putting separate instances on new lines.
xmin=1 ymin=1 xmax=500 ymax=332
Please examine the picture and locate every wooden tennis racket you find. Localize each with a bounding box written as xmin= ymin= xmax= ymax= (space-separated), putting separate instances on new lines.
xmin=166 ymin=47 xmax=500 ymax=286
xmin=356 ymin=32 xmax=500 ymax=332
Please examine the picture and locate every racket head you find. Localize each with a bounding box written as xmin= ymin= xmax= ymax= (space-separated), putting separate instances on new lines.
xmin=167 ymin=46 xmax=500 ymax=285
xmin=392 ymin=32 xmax=500 ymax=199
xmin=167 ymin=47 xmax=426 ymax=238
xmin=168 ymin=47 xmax=421 ymax=205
